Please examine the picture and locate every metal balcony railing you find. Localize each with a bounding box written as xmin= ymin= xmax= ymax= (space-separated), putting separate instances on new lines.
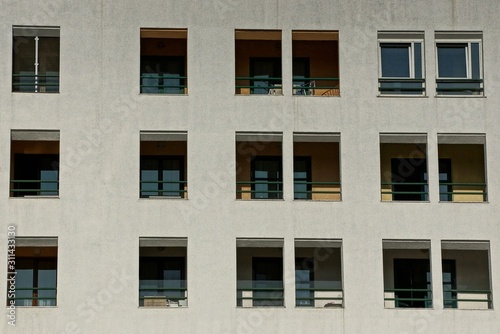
xmin=436 ymin=78 xmax=483 ymax=95
xmin=378 ymin=78 xmax=425 ymax=95
xmin=10 ymin=179 xmax=59 ymax=197
xmin=384 ymin=288 xmax=433 ymax=308
xmin=295 ymin=281 xmax=343 ymax=308
xmin=294 ymin=181 xmax=341 ymax=200
xmin=8 ymin=287 xmax=57 ymax=306
xmin=381 ymin=182 xmax=429 ymax=201
xmin=237 ymin=280 xmax=284 ymax=307
xmin=292 ymin=77 xmax=339 ymax=96
xmin=439 ymin=182 xmax=487 ymax=202
xmin=443 ymin=289 xmax=492 ymax=309
xmin=139 ymin=280 xmax=187 ymax=307
xmin=140 ymin=74 xmax=187 ymax=94
xmin=12 ymin=73 xmax=60 ymax=93
xmin=236 ymin=181 xmax=283 ymax=199
xmin=140 ymin=180 xmax=187 ymax=198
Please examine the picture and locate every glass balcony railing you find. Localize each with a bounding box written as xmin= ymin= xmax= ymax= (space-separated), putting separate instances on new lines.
xmin=237 ymin=280 xmax=284 ymax=307
xmin=12 ymin=73 xmax=60 ymax=93
xmin=139 ymin=280 xmax=187 ymax=307
xmin=140 ymin=180 xmax=187 ymax=198
xmin=292 ymin=77 xmax=339 ymax=96
xmin=436 ymin=79 xmax=483 ymax=95
xmin=10 ymin=179 xmax=59 ymax=197
xmin=384 ymin=288 xmax=433 ymax=308
xmin=295 ymin=281 xmax=343 ymax=308
xmin=8 ymin=287 xmax=57 ymax=307
xmin=378 ymin=78 xmax=425 ymax=95
xmin=443 ymin=289 xmax=492 ymax=309
xmin=439 ymin=182 xmax=487 ymax=202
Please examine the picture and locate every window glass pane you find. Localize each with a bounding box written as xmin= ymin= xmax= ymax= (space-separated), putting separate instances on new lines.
xmin=13 ymin=36 xmax=35 ymax=92
xmin=438 ymin=45 xmax=467 ymax=78
xmin=381 ymin=44 xmax=410 ymax=77
xmin=471 ymin=43 xmax=480 ymax=79
xmin=414 ymin=43 xmax=422 ymax=79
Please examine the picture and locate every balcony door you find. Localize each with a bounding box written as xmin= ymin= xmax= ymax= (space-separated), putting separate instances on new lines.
xmin=251 ymin=156 xmax=282 ymax=199
xmin=250 ymin=58 xmax=281 ymax=94
xmin=252 ymin=257 xmax=283 ymax=306
xmin=394 ymin=259 xmax=431 ymax=308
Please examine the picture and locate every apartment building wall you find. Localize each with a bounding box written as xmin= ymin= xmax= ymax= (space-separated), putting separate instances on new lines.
xmin=0 ymin=0 xmax=499 ymax=333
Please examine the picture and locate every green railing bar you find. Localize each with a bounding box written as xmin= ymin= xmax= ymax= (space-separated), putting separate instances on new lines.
xmin=238 ymin=297 xmax=284 ymax=301
xmin=140 ymin=75 xmax=187 ymax=79
xmin=9 ymin=297 xmax=57 ymax=301
xmin=296 ymin=297 xmax=343 ymax=301
xmin=13 ymin=74 xmax=59 ymax=77
xmin=13 ymin=83 xmax=59 ymax=87
xmin=141 ymin=190 xmax=187 ymax=194
xmin=140 ymin=297 xmax=187 ymax=300
xmin=440 ymin=191 xmax=487 ymax=195
xmin=444 ymin=298 xmax=491 ymax=303
xmin=140 ymin=85 xmax=187 ymax=88
xmin=385 ymin=289 xmax=431 ymax=292
xmin=295 ymin=288 xmax=343 ymax=292
xmin=439 ymin=183 xmax=486 ymax=186
xmin=294 ymin=181 xmax=341 ymax=185
xmin=379 ymin=78 xmax=426 ymax=83
xmin=385 ymin=298 xmax=433 ymax=302
xmin=382 ymin=182 xmax=427 ymax=186
xmin=140 ymin=181 xmax=187 ymax=184
xmin=292 ymin=77 xmax=339 ymax=80
xmin=381 ymin=191 xmax=428 ymax=195
xmin=444 ymin=289 xmax=490 ymax=293
xmin=10 ymin=189 xmax=59 ymax=193
xmin=11 ymin=180 xmax=58 ymax=183
xmin=236 ymin=190 xmax=283 ymax=194
xmin=236 ymin=181 xmax=282 ymax=185
xmin=293 ymin=85 xmax=339 ymax=89
xmin=295 ymin=190 xmax=341 ymax=194
xmin=15 ymin=288 xmax=56 ymax=291
xmin=436 ymin=79 xmax=483 ymax=83
xmin=237 ymin=288 xmax=284 ymax=292
xmin=236 ymin=77 xmax=282 ymax=80
xmin=235 ymin=86 xmax=282 ymax=89
xmin=139 ymin=288 xmax=187 ymax=291
xmin=379 ymin=88 xmax=425 ymax=92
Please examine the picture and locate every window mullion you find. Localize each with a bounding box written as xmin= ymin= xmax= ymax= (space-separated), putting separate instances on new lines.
xmin=34 ymin=36 xmax=39 ymax=92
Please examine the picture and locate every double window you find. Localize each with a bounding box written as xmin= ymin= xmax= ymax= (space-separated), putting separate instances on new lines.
xmin=378 ymin=32 xmax=425 ymax=95
xmin=435 ymin=32 xmax=483 ymax=95
xmin=12 ymin=26 xmax=60 ymax=93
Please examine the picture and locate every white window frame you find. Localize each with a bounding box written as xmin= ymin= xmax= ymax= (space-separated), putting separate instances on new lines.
xmin=435 ymin=39 xmax=483 ymax=80
xmin=378 ymin=39 xmax=424 ymax=80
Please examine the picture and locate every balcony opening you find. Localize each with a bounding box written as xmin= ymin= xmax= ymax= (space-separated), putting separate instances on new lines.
xmin=237 ymin=239 xmax=284 ymax=307
xmin=139 ymin=238 xmax=187 ymax=308
xmin=12 ymin=26 xmax=60 ymax=93
xmin=380 ymin=133 xmax=428 ymax=202
xmin=140 ymin=131 xmax=187 ymax=199
xmin=236 ymin=132 xmax=282 ymax=200
xmin=140 ymin=29 xmax=187 ymax=94
xmin=295 ymin=239 xmax=343 ymax=308
xmin=7 ymin=237 xmax=58 ymax=307
xmin=383 ymin=240 xmax=432 ymax=309
xmin=438 ymin=134 xmax=487 ymax=202
xmin=435 ymin=32 xmax=483 ymax=96
xmin=235 ymin=30 xmax=282 ymax=95
xmin=293 ymin=133 xmax=341 ymax=200
xmin=10 ymin=130 xmax=60 ymax=198
xmin=292 ymin=31 xmax=339 ymax=96
xmin=441 ymin=241 xmax=492 ymax=309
